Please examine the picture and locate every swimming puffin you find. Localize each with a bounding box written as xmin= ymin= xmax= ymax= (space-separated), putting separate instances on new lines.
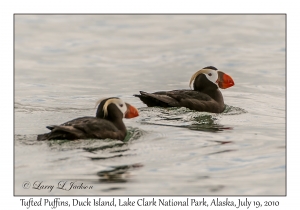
xmin=37 ymin=97 xmax=139 ymax=141
xmin=134 ymin=66 xmax=234 ymax=113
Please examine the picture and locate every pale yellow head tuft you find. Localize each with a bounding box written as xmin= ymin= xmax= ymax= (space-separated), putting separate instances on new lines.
xmin=189 ymin=69 xmax=212 ymax=89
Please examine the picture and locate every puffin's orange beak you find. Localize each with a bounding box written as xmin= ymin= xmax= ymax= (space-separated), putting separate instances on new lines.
xmin=217 ymin=71 xmax=235 ymax=89
xmin=125 ymin=103 xmax=139 ymax=118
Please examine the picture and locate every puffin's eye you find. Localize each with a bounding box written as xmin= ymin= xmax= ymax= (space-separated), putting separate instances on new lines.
xmin=208 ymin=73 xmax=212 ymax=76
xmin=119 ymin=104 xmax=124 ymax=107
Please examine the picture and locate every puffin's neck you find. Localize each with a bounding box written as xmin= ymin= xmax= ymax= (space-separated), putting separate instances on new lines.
xmin=193 ymin=74 xmax=224 ymax=104
xmin=202 ymin=88 xmax=224 ymax=105
xmin=112 ymin=118 xmax=127 ymax=140
xmin=98 ymin=103 xmax=127 ymax=132
xmin=110 ymin=117 xmax=127 ymax=133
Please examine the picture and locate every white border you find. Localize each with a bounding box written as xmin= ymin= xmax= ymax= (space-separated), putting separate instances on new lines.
xmin=3 ymin=0 xmax=296 ymax=209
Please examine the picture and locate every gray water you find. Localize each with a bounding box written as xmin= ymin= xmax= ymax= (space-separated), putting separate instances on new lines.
xmin=14 ymin=15 xmax=285 ymax=196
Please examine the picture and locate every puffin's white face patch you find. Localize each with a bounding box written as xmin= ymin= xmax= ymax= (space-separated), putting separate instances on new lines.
xmin=189 ymin=68 xmax=219 ymax=88
xmin=113 ymin=99 xmax=127 ymax=117
xmin=203 ymin=69 xmax=218 ymax=85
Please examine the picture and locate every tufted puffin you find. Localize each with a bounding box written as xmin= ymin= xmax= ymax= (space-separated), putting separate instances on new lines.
xmin=37 ymin=97 xmax=139 ymax=141
xmin=134 ymin=66 xmax=234 ymax=113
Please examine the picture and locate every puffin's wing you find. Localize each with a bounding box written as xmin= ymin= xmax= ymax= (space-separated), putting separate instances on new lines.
xmin=45 ymin=117 xmax=93 ymax=131
xmin=166 ymin=90 xmax=213 ymax=101
xmin=41 ymin=125 xmax=86 ymax=140
xmin=38 ymin=117 xmax=123 ymax=141
xmin=39 ymin=117 xmax=96 ymax=140
xmin=134 ymin=91 xmax=180 ymax=107
xmin=134 ymin=90 xmax=223 ymax=113
xmin=166 ymin=92 xmax=222 ymax=113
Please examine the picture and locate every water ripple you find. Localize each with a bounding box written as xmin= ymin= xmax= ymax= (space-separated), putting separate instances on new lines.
xmin=137 ymin=105 xmax=246 ymax=132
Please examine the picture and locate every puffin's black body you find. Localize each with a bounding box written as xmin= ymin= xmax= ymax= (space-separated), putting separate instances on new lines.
xmin=37 ymin=97 xmax=139 ymax=141
xmin=136 ymin=89 xmax=225 ymax=113
xmin=134 ymin=66 xmax=234 ymax=113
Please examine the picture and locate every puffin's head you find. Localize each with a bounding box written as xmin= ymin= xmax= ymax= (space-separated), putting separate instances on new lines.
xmin=189 ymin=66 xmax=235 ymax=90
xmin=95 ymin=97 xmax=139 ymax=119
